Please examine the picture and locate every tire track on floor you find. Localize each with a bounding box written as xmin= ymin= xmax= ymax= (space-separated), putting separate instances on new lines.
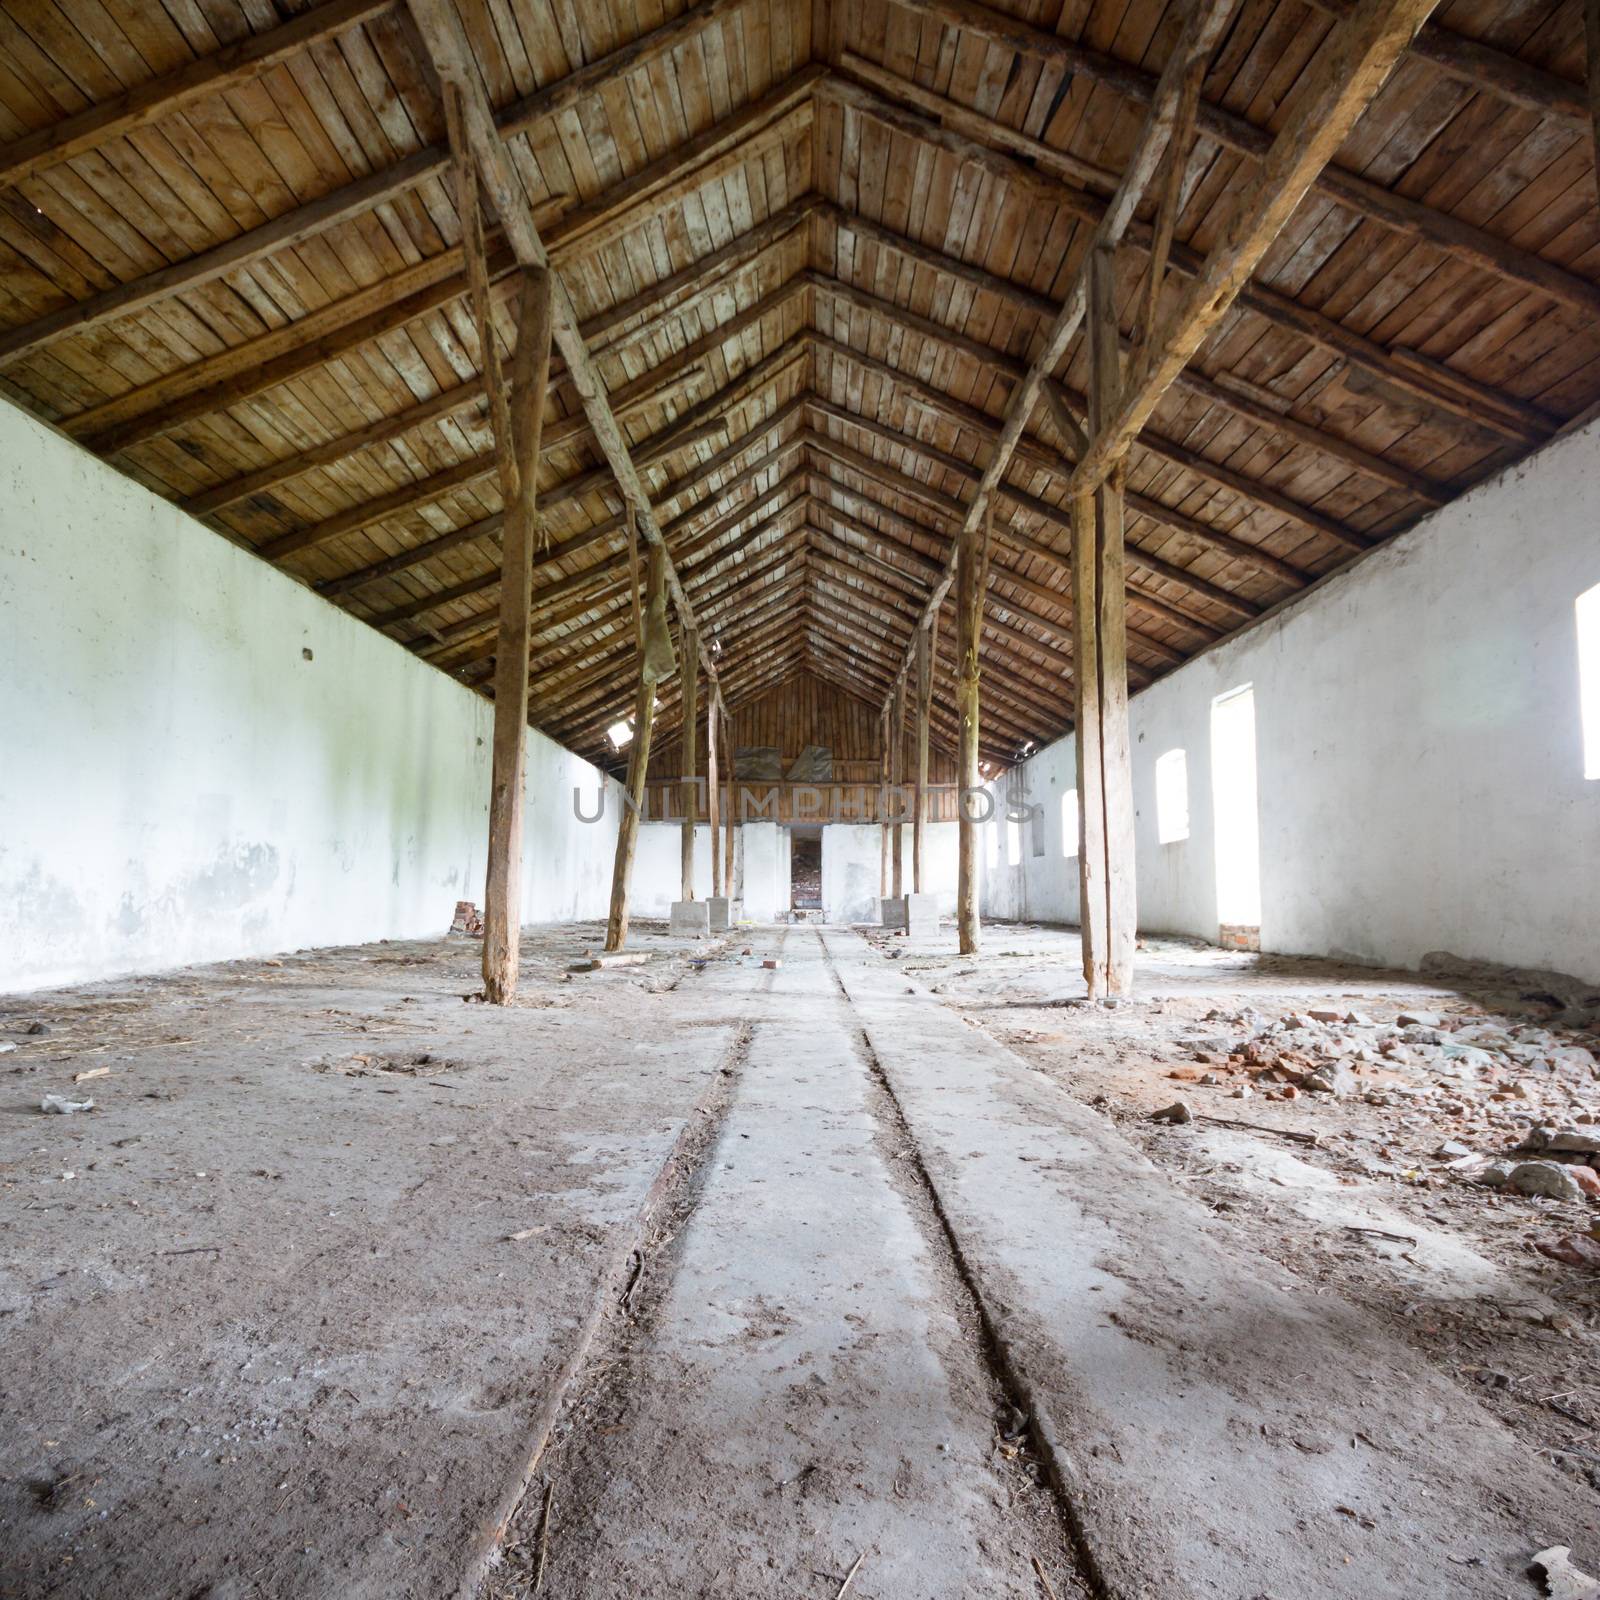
xmin=456 ymin=931 xmax=789 ymax=1598
xmin=815 ymin=926 xmax=1109 ymax=1600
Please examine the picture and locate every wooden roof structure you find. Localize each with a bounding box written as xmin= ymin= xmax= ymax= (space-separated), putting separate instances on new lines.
xmin=3 ymin=0 xmax=1596 ymax=774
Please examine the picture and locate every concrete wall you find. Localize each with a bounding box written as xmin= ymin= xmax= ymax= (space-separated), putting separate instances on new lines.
xmin=0 ymin=400 xmax=621 ymax=993
xmin=737 ymin=822 xmax=787 ymax=921
xmin=984 ymin=418 xmax=1600 ymax=984
xmin=822 ymin=823 xmax=961 ymax=923
xmin=627 ymin=823 xmax=716 ymax=918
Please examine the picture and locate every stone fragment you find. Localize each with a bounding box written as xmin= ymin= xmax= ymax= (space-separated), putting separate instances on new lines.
xmin=1151 ymin=1101 xmax=1193 ymax=1125
xmin=1396 ymin=1010 xmax=1440 ymax=1028
xmin=1509 ymin=1161 xmax=1587 ymax=1202
xmin=1432 ymin=1140 xmax=1473 ymax=1160
xmin=1572 ymin=1166 xmax=1600 ymax=1200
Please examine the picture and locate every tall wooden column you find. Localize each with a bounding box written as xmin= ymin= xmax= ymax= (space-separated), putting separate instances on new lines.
xmin=883 ymin=704 xmax=896 ymax=902
xmin=890 ymin=679 xmax=906 ymax=899
xmin=1074 ymin=244 xmax=1138 ymax=996
xmin=604 ymin=546 xmax=668 ymax=952
xmin=912 ymin=621 xmax=932 ymax=894
xmin=956 ymin=509 xmax=990 ymax=956
xmin=679 ymin=625 xmax=699 ymax=901
xmin=707 ymin=689 xmax=722 ymax=900
xmin=479 ymin=261 xmax=554 ymax=1003
xmin=723 ymin=704 xmax=736 ymax=903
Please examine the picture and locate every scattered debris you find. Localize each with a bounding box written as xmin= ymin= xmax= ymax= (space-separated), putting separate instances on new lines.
xmin=39 ymin=1094 xmax=94 ymax=1114
xmin=834 ymin=1551 xmax=866 ymax=1599
xmin=763 ymin=958 xmax=782 ymax=970
xmin=533 ymin=1481 xmax=554 ymax=1593
xmin=449 ymin=900 xmax=484 ymax=937
xmin=568 ymin=952 xmax=650 ymax=972
xmin=72 ymin=1066 xmax=111 ymax=1083
xmin=506 ymin=1227 xmax=549 ymax=1242
xmin=1536 ymin=1234 xmax=1600 ymax=1270
xmin=1199 ymin=1114 xmax=1319 ymax=1146
xmin=1151 ymin=1100 xmax=1192 ymax=1124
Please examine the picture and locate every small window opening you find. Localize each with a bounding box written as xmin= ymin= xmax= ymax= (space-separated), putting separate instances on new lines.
xmin=607 ymin=719 xmax=633 ymax=750
xmin=1155 ymin=748 xmax=1190 ymax=843
xmin=1061 ymin=788 xmax=1079 ymax=858
xmin=1579 ymin=582 xmax=1600 ymax=780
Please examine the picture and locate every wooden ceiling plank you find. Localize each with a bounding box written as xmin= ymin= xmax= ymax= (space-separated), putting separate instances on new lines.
xmin=818 ymin=161 xmax=1555 ymax=450
xmin=0 ymin=0 xmax=765 ymax=368
xmin=0 ymin=0 xmax=396 ymax=190
xmin=881 ymin=1 xmax=1600 ymax=319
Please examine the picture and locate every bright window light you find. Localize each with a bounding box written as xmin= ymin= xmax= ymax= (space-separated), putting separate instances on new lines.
xmin=1211 ymin=685 xmax=1261 ymax=926
xmin=1579 ymin=582 xmax=1600 ymax=780
xmin=607 ymin=719 xmax=633 ymax=750
xmin=1155 ymin=748 xmax=1190 ymax=843
xmin=1061 ymin=788 xmax=1079 ymax=858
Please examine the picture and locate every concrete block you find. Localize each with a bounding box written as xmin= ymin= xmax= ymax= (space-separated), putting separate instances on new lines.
xmin=669 ymin=899 xmax=711 ymax=937
xmin=706 ymin=896 xmax=732 ymax=932
xmin=904 ymin=892 xmax=938 ymax=937
xmin=879 ymin=897 xmax=907 ymax=930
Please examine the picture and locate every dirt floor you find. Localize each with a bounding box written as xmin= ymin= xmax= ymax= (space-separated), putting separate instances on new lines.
xmin=4 ymin=916 xmax=1600 ymax=1599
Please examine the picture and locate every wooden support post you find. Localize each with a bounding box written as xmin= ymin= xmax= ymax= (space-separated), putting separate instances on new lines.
xmin=723 ymin=703 xmax=736 ymax=903
xmin=1074 ymin=244 xmax=1138 ymax=997
xmin=680 ymin=625 xmax=699 ymax=900
xmin=707 ymin=690 xmax=722 ymax=899
xmin=480 ymin=263 xmax=554 ymax=1005
xmin=879 ymin=704 xmax=891 ymax=898
xmin=955 ymin=508 xmax=990 ymax=956
xmin=913 ymin=621 xmax=932 ymax=894
xmin=891 ymin=679 xmax=906 ymax=899
xmin=605 ymin=546 xmax=668 ymax=952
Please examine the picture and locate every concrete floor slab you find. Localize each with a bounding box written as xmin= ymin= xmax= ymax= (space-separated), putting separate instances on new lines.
xmin=824 ymin=926 xmax=1599 ymax=1598
xmin=501 ymin=931 xmax=1075 ymax=1598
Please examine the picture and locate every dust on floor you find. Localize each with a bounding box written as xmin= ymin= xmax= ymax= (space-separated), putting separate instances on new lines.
xmin=866 ymin=922 xmax=1600 ymax=1506
xmin=0 ymin=921 xmax=768 ymax=1600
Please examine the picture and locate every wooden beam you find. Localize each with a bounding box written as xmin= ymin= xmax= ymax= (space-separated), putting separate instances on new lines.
xmin=816 ymin=188 xmax=1554 ymax=450
xmin=914 ymin=617 xmax=933 ymax=895
xmin=1074 ymin=0 xmax=1446 ymax=496
xmin=681 ymin=626 xmax=700 ymax=902
xmin=873 ymin=2 xmax=1600 ymax=320
xmin=0 ymin=0 xmax=394 ymax=190
xmin=1075 ymin=245 xmax=1137 ymax=998
xmin=0 ymin=0 xmax=774 ymax=369
xmin=1296 ymin=0 xmax=1587 ymax=124
xmin=604 ymin=546 xmax=667 ymax=950
xmin=405 ymin=0 xmax=723 ymax=697
xmin=955 ymin=509 xmax=989 ymax=956
xmin=481 ymin=268 xmax=555 ymax=1004
xmin=707 ymin=685 xmax=722 ymax=900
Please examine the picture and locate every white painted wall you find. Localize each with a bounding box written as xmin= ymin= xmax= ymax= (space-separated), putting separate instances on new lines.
xmin=737 ymin=822 xmax=786 ymax=921
xmin=821 ymin=822 xmax=962 ymax=923
xmin=0 ymin=401 xmax=621 ymax=993
xmin=985 ymin=418 xmax=1600 ymax=984
xmin=627 ymin=822 xmax=716 ymax=918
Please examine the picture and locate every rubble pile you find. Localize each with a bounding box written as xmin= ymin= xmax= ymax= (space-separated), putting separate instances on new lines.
xmin=1166 ymin=1001 xmax=1600 ymax=1213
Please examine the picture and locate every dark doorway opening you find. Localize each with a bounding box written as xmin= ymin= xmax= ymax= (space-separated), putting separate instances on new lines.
xmin=790 ymin=831 xmax=822 ymax=911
